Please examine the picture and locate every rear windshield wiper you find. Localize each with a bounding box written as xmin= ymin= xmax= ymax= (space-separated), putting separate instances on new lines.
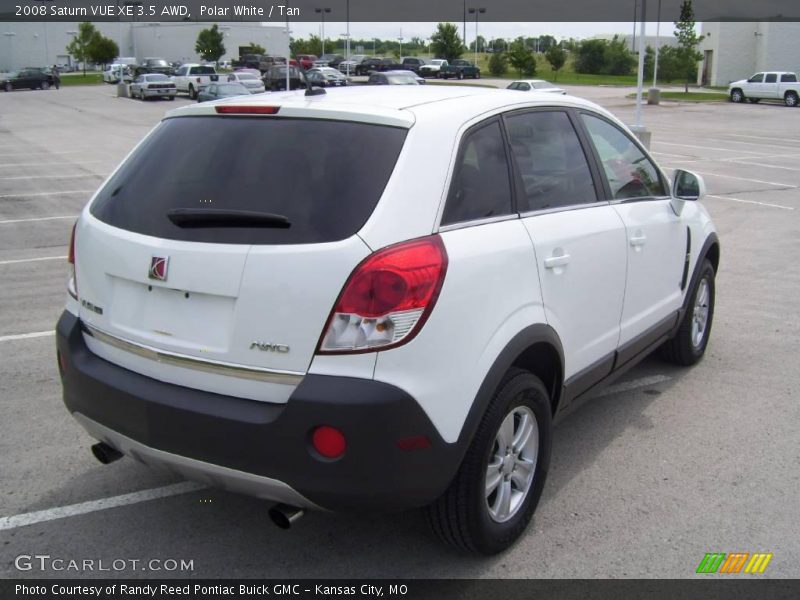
xmin=166 ymin=208 xmax=291 ymax=229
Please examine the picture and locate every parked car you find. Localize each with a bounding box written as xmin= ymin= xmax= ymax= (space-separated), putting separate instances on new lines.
xmin=196 ymin=82 xmax=250 ymax=102
xmin=1 ymin=69 xmax=55 ymax=91
xmin=57 ymin=86 xmax=719 ymax=555
xmin=233 ymin=53 xmax=262 ymax=70
xmin=440 ymin=59 xmax=481 ymax=79
xmin=257 ymin=56 xmax=286 ymax=74
xmin=134 ymin=58 xmax=173 ymax=77
xmin=263 ymin=65 xmax=305 ymax=91
xmin=355 ymin=57 xmax=385 ymax=76
xmin=305 ymin=67 xmax=349 ymax=87
xmin=728 ymin=71 xmax=800 ymax=107
xmin=233 ymin=68 xmax=261 ymax=77
xmin=399 ymin=57 xmax=427 ymax=74
xmin=172 ymin=64 xmax=219 ymax=99
xmin=367 ymin=70 xmax=424 ymax=85
xmin=374 ymin=57 xmax=405 ymax=72
xmin=295 ymin=54 xmax=318 ymax=70
xmin=313 ymin=54 xmax=345 ymax=69
xmin=507 ymin=80 xmax=566 ymax=95
xmin=419 ymin=59 xmax=449 ymax=78
xmin=226 ymin=72 xmax=266 ymax=94
xmin=103 ymin=63 xmax=134 ymax=84
xmin=337 ymin=54 xmax=368 ymax=75
xmin=129 ymin=74 xmax=177 ymax=101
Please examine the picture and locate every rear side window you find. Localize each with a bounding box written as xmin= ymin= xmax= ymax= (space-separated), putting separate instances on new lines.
xmin=190 ymin=66 xmax=216 ymax=75
xmin=781 ymin=73 xmax=797 ymax=82
xmin=442 ymin=119 xmax=513 ymax=225
xmin=580 ymin=114 xmax=667 ymax=200
xmin=505 ymin=111 xmax=596 ymax=211
xmin=765 ymin=73 xmax=777 ymax=83
xmin=91 ymin=117 xmax=407 ymax=244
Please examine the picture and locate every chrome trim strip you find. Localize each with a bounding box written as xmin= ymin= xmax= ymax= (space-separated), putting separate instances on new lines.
xmin=74 ymin=413 xmax=322 ymax=510
xmin=437 ymin=213 xmax=519 ymax=233
xmin=519 ymin=200 xmax=612 ymax=219
xmin=82 ymin=323 xmax=304 ymax=385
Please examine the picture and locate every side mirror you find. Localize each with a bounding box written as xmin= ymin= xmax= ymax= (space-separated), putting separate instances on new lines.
xmin=672 ymin=169 xmax=706 ymax=201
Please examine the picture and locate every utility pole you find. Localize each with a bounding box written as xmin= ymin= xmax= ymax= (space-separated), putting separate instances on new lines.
xmin=315 ymin=7 xmax=330 ymax=55
xmin=653 ymin=0 xmax=662 ymax=87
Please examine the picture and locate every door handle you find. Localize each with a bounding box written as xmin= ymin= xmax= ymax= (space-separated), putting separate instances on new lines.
xmin=544 ymin=253 xmax=571 ymax=269
xmin=630 ymin=234 xmax=647 ymax=247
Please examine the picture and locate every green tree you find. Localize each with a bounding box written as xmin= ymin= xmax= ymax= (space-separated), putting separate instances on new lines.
xmin=195 ymin=24 xmax=226 ymax=64
xmin=469 ymin=35 xmax=486 ymax=53
xmin=488 ymin=51 xmax=507 ymax=76
xmin=574 ymin=39 xmax=606 ymax=74
xmin=508 ymin=38 xmax=536 ymax=77
xmin=545 ymin=45 xmax=566 ymax=80
xmin=430 ymin=23 xmax=464 ymax=62
xmin=88 ymin=35 xmax=119 ymax=68
xmin=674 ymin=0 xmax=703 ymax=91
xmin=537 ymin=35 xmax=557 ymax=52
xmin=245 ymin=42 xmax=265 ymax=55
xmin=65 ymin=22 xmax=100 ymax=76
xmin=604 ymin=35 xmax=635 ymax=75
xmin=489 ymin=38 xmax=508 ymax=53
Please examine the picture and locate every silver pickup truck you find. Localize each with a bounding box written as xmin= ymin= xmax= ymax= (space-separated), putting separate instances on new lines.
xmin=728 ymin=71 xmax=800 ymax=107
xmin=171 ymin=64 xmax=219 ymax=99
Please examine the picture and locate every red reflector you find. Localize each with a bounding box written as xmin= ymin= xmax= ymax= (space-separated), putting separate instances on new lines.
xmin=311 ymin=426 xmax=346 ymax=459
xmin=215 ymin=105 xmax=281 ymax=115
xmin=58 ymin=351 xmax=67 ymax=373
xmin=396 ymin=436 xmax=432 ymax=451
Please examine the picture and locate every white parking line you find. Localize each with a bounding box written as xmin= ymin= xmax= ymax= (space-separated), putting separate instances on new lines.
xmin=0 ymin=255 xmax=66 ymax=265
xmin=676 ymin=169 xmax=797 ymax=189
xmin=592 ymin=374 xmax=672 ymax=399
xmin=0 ymin=215 xmax=77 ymax=224
xmin=725 ymin=160 xmax=800 ymax=173
xmin=0 ymin=150 xmax=85 ymax=158
xmin=0 ymin=331 xmax=55 ymax=343
xmin=654 ymin=141 xmax=774 ymax=156
xmin=0 ymin=482 xmax=206 ymax=532
xmin=707 ymin=194 xmax=794 ymax=211
xmin=0 ymin=160 xmax=106 ymax=169
xmin=0 ymin=174 xmax=98 ymax=181
xmin=727 ymin=133 xmax=800 ymax=144
xmin=0 ymin=191 xmax=91 ymax=200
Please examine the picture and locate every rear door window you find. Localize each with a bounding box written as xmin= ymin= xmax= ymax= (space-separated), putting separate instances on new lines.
xmin=765 ymin=73 xmax=778 ymax=83
xmin=781 ymin=73 xmax=797 ymax=82
xmin=442 ymin=119 xmax=513 ymax=225
xmin=505 ymin=110 xmax=597 ymax=211
xmin=90 ymin=117 xmax=407 ymax=244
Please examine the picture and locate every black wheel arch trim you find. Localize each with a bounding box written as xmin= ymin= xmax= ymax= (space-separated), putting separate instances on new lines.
xmin=456 ymin=324 xmax=564 ymax=452
xmin=680 ymin=232 xmax=720 ymax=319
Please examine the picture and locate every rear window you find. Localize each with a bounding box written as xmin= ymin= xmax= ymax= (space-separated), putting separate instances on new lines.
xmin=90 ymin=117 xmax=407 ymax=245
xmin=781 ymin=73 xmax=797 ymax=82
xmin=190 ymin=66 xmax=216 ymax=75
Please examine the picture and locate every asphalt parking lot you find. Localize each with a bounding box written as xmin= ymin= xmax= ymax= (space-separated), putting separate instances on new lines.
xmin=1 ymin=84 xmax=798 ymax=578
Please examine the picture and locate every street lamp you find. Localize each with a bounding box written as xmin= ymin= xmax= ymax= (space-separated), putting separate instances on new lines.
xmin=315 ymin=7 xmax=331 ymax=55
xmin=398 ymin=29 xmax=403 ymax=60
xmin=467 ymin=7 xmax=486 ymax=66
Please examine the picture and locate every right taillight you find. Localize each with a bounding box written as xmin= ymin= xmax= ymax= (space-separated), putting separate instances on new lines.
xmin=317 ymin=236 xmax=448 ymax=354
xmin=67 ymin=221 xmax=77 ymax=300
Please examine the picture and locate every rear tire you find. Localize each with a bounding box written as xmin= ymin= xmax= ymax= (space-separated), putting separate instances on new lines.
xmin=41 ymin=81 xmax=50 ymax=90
xmin=661 ymin=259 xmax=715 ymax=366
xmin=426 ymin=368 xmax=552 ymax=555
xmin=730 ymin=88 xmax=744 ymax=103
xmin=5 ymin=82 xmax=12 ymax=92
xmin=785 ymin=91 xmax=799 ymax=107
xmin=188 ymin=84 xmax=196 ymax=99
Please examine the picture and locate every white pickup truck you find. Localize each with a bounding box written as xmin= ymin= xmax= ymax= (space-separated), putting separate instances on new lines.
xmin=728 ymin=71 xmax=800 ymax=107
xmin=171 ymin=64 xmax=219 ymax=99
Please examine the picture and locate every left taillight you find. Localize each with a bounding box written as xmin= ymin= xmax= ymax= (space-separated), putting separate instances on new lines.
xmin=67 ymin=221 xmax=77 ymax=300
xmin=317 ymin=235 xmax=448 ymax=354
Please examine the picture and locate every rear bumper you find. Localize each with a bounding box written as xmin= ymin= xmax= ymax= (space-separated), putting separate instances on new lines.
xmin=56 ymin=311 xmax=462 ymax=511
xmin=142 ymin=88 xmax=176 ymax=96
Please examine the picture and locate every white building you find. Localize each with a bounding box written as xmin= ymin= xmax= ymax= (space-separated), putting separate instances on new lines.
xmin=698 ymin=22 xmax=800 ymax=86
xmin=0 ymin=22 xmax=289 ymax=71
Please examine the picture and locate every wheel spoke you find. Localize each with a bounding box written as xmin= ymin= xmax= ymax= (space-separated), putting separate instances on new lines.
xmin=497 ymin=413 xmax=514 ymax=450
xmin=485 ymin=470 xmax=502 ymax=497
xmin=493 ymin=479 xmax=512 ymax=520
xmin=511 ymin=457 xmax=535 ymax=489
xmin=512 ymin=413 xmax=533 ymax=451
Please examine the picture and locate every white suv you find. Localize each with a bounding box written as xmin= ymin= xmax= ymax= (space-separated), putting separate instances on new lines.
xmin=57 ymin=86 xmax=719 ymax=554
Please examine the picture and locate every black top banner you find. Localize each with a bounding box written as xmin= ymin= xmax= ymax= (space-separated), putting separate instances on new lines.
xmin=1 ymin=0 xmax=799 ymax=23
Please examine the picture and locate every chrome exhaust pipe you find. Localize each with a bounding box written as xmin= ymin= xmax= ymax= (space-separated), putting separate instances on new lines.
xmin=91 ymin=442 xmax=123 ymax=465
xmin=268 ymin=503 xmax=304 ymax=529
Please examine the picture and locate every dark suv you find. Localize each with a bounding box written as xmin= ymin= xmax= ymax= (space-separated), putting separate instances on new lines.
xmin=262 ymin=65 xmax=306 ymax=91
xmin=135 ymin=58 xmax=174 ymax=77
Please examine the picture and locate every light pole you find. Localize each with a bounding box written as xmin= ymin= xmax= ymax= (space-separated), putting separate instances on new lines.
xmin=653 ymin=0 xmax=662 ymax=87
xmin=65 ymin=30 xmax=76 ymax=71
xmin=468 ymin=7 xmax=485 ymax=66
xmin=398 ymin=29 xmax=403 ymax=60
xmin=373 ymin=38 xmax=377 ymax=55
xmin=345 ymin=0 xmax=350 ymax=73
xmin=124 ymin=1 xmax=143 ymax=62
xmin=3 ymin=32 xmax=15 ymax=72
xmin=315 ymin=7 xmax=330 ymax=55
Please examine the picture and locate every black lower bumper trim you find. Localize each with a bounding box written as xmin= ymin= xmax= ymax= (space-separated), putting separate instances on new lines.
xmin=56 ymin=312 xmax=462 ymax=511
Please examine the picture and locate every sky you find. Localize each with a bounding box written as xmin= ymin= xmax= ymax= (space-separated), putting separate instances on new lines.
xmin=284 ymin=21 xmax=686 ymax=43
